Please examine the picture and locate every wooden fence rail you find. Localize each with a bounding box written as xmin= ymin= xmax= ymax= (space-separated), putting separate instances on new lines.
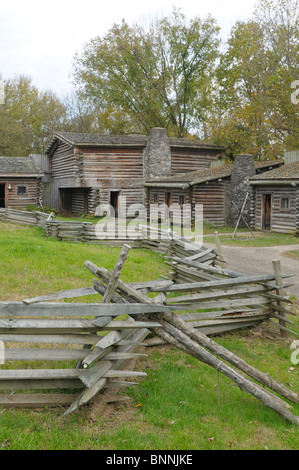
xmin=0 ymin=208 xmax=52 ymax=228
xmin=0 ymin=210 xmax=298 ymax=424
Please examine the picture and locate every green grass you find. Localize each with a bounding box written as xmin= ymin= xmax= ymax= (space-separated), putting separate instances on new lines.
xmin=203 ymin=230 xmax=299 ymax=247
xmin=0 ymin=222 xmax=298 ymax=450
xmin=0 ymin=222 xmax=166 ymax=301
xmin=283 ymin=251 xmax=299 ymax=260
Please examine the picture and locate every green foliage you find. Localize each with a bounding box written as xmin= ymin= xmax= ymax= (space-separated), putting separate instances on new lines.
xmin=0 ymin=75 xmax=67 ymax=156
xmin=0 ymin=1 xmax=297 ymax=159
xmin=72 ymin=9 xmax=220 ymax=137
xmin=209 ymin=0 xmax=299 ymax=160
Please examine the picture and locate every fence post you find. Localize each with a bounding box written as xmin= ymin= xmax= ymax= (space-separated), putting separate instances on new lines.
xmin=214 ymin=231 xmax=226 ymax=269
xmin=272 ymin=259 xmax=288 ymax=338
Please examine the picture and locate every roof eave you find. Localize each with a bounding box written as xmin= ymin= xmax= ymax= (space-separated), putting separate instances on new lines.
xmin=0 ymin=174 xmax=43 ymax=178
xmin=249 ymin=179 xmax=299 ymax=185
xmin=144 ymin=182 xmax=190 ymax=189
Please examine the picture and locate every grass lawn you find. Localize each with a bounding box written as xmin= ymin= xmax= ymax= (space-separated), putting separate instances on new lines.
xmin=283 ymin=251 xmax=299 ymax=260
xmin=203 ymin=227 xmax=299 ymax=247
xmin=0 ymin=222 xmax=298 ymax=450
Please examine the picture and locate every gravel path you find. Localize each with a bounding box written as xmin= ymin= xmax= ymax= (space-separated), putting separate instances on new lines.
xmin=213 ymin=243 xmax=299 ymax=296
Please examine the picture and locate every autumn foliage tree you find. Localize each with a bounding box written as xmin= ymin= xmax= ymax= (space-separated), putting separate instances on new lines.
xmin=72 ymin=9 xmax=220 ymax=137
xmin=0 ymin=75 xmax=67 ymax=156
xmin=209 ymin=0 xmax=299 ymax=160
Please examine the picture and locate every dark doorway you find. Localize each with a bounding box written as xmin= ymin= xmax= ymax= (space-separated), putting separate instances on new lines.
xmin=60 ymin=189 xmax=72 ymax=213
xmin=110 ymin=191 xmax=120 ymax=216
xmin=165 ymin=192 xmax=171 ymax=208
xmin=262 ymin=194 xmax=272 ymax=230
xmin=0 ymin=184 xmax=5 ymax=208
xmin=165 ymin=191 xmax=171 ymax=223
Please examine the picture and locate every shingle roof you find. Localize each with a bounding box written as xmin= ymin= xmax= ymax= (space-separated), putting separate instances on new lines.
xmin=145 ymin=160 xmax=283 ymax=187
xmin=0 ymin=157 xmax=43 ymax=176
xmin=45 ymin=131 xmax=224 ymax=154
xmin=249 ymin=160 xmax=299 ymax=181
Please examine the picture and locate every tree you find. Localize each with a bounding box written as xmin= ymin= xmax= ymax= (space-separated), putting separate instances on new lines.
xmin=209 ymin=0 xmax=299 ymax=160
xmin=72 ymin=9 xmax=220 ymax=137
xmin=2 ymin=75 xmax=67 ymax=155
xmin=0 ymin=106 xmax=28 ymax=156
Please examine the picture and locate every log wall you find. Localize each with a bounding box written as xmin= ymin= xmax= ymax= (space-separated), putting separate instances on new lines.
xmin=0 ymin=178 xmax=42 ymax=210
xmin=253 ymin=185 xmax=298 ymax=234
xmin=170 ymin=148 xmax=219 ymax=174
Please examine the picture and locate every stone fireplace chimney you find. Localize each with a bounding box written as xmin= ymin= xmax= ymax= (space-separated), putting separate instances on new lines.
xmin=143 ymin=128 xmax=171 ymax=181
xmin=228 ymin=154 xmax=256 ymax=227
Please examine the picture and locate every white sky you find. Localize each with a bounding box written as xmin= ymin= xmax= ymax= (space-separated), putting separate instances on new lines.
xmin=0 ymin=0 xmax=258 ymax=98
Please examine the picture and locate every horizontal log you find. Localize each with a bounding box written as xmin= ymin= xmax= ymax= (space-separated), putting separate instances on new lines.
xmin=0 ymin=333 xmax=100 ymax=345
xmin=23 ymin=287 xmax=98 ymax=304
xmin=0 ymin=394 xmax=80 ymax=408
xmin=152 ymin=275 xmax=291 ymax=293
xmin=166 ymin=285 xmax=273 ymax=304
xmin=177 ymin=308 xmax=271 ymax=321
xmin=0 ymin=302 xmax=173 ymax=318
xmin=93 ymin=320 xmax=162 ymax=329
xmin=167 ymin=256 xmax=293 ymax=281
xmin=166 ymin=296 xmax=273 ymax=310
xmin=189 ymin=315 xmax=269 ymax=328
xmin=0 ymin=379 xmax=83 ymax=391
xmin=0 ymin=369 xmax=82 ymax=380
xmin=4 ymin=348 xmax=89 ymax=362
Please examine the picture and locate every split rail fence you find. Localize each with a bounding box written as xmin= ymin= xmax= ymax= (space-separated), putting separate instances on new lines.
xmin=0 ymin=208 xmax=52 ymax=228
xmin=0 ymin=210 xmax=298 ymax=424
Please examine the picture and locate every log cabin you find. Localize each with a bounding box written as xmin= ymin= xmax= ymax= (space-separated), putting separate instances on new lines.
xmin=42 ymin=128 xmax=225 ymax=216
xmin=144 ymin=155 xmax=284 ymax=227
xmin=0 ymin=157 xmax=43 ymax=210
xmin=249 ymin=160 xmax=299 ymax=234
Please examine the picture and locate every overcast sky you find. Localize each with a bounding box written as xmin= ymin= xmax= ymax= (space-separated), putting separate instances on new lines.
xmin=0 ymin=0 xmax=259 ymax=98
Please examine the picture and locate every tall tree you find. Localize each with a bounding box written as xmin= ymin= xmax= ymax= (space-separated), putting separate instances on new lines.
xmin=209 ymin=0 xmax=299 ymax=160
xmin=72 ymin=9 xmax=220 ymax=137
xmin=2 ymin=75 xmax=67 ymax=156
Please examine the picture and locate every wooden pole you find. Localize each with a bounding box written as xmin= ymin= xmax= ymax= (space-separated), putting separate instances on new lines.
xmin=87 ymin=263 xmax=299 ymax=416
xmin=272 ymin=260 xmax=288 ymax=338
xmin=233 ymin=192 xmax=249 ymax=239
xmin=214 ymin=231 xmax=226 ymax=268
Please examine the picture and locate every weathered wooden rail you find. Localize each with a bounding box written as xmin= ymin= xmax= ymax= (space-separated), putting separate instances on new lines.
xmin=0 ymin=211 xmax=298 ymax=423
xmin=161 ymin=253 xmax=296 ymax=337
xmin=0 ymin=208 xmax=52 ymax=228
xmin=0 ymin=299 xmax=172 ymax=411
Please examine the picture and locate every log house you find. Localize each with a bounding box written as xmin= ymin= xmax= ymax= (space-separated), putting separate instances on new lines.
xmin=0 ymin=157 xmax=43 ymax=210
xmin=144 ymin=156 xmax=284 ymax=227
xmin=43 ymin=128 xmax=225 ymax=216
xmin=249 ymin=160 xmax=299 ymax=234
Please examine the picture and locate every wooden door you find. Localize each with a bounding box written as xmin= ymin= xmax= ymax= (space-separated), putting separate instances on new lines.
xmin=262 ymin=194 xmax=272 ymax=230
xmin=0 ymin=184 xmax=5 ymax=208
xmin=110 ymin=191 xmax=120 ymax=216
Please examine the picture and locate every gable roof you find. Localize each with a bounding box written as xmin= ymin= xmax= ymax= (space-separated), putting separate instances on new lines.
xmin=0 ymin=157 xmax=43 ymax=177
xmin=249 ymin=160 xmax=299 ymax=184
xmin=144 ymin=160 xmax=283 ymax=188
xmin=45 ymin=131 xmax=225 ymax=155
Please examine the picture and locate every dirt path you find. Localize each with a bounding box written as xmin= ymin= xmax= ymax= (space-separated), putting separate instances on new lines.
xmin=214 ymin=243 xmax=299 ymax=296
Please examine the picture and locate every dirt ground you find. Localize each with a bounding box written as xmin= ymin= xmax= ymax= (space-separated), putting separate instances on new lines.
xmin=217 ymin=243 xmax=299 ymax=297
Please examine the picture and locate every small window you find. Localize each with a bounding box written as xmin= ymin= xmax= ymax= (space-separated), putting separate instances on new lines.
xmin=153 ymin=193 xmax=158 ymax=203
xmin=17 ymin=186 xmax=27 ymax=195
xmin=281 ymin=197 xmax=290 ymax=209
xmin=179 ymin=195 xmax=185 ymax=206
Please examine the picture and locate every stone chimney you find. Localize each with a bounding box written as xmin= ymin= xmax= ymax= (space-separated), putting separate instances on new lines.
xmin=143 ymin=128 xmax=171 ymax=181
xmin=228 ymin=154 xmax=256 ymax=227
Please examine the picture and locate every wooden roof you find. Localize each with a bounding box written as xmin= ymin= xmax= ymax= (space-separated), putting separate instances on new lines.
xmin=145 ymin=160 xmax=283 ymax=188
xmin=0 ymin=157 xmax=43 ymax=177
xmin=249 ymin=160 xmax=299 ymax=184
xmin=45 ymin=131 xmax=225 ymax=155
